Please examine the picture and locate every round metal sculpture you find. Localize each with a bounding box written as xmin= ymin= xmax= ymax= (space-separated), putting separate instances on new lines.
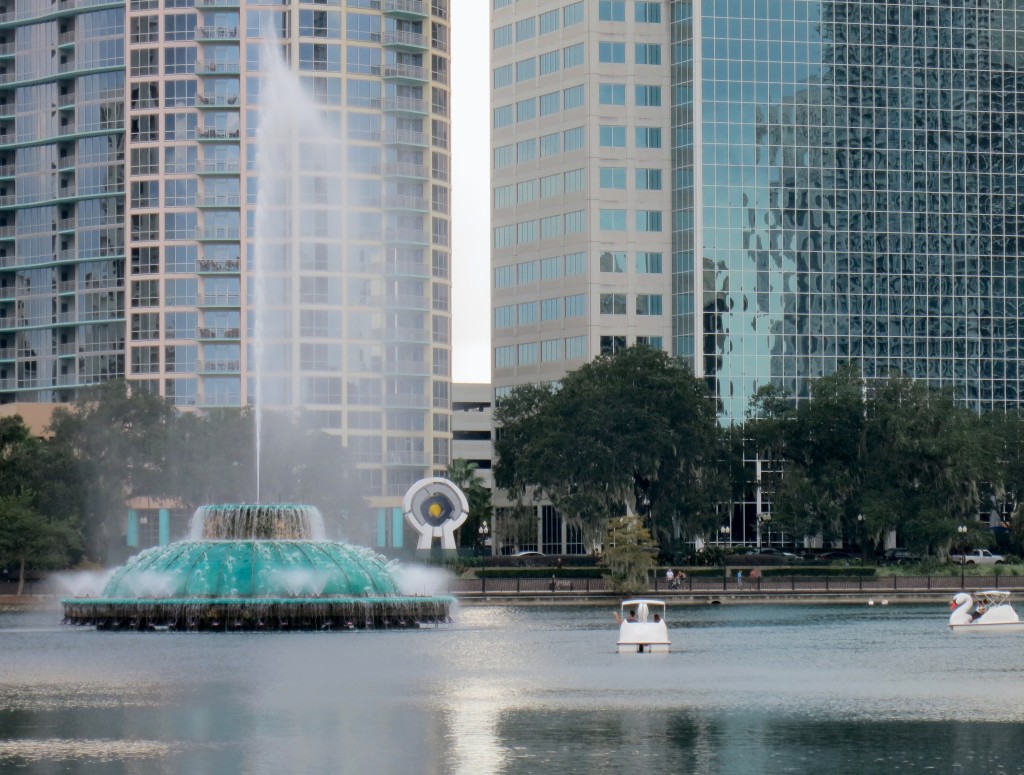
xmin=61 ymin=504 xmax=453 ymax=632
xmin=403 ymin=478 xmax=469 ymax=551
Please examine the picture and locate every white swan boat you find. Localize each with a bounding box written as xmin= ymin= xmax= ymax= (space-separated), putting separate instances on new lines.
xmin=616 ymin=599 xmax=670 ymax=653
xmin=948 ymin=590 xmax=1024 ymax=633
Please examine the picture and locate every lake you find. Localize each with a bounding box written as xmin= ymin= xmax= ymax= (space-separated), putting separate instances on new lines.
xmin=1 ymin=602 xmax=1023 ymax=774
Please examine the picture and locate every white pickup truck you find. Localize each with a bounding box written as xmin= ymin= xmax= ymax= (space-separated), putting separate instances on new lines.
xmin=948 ymin=549 xmax=1007 ymax=565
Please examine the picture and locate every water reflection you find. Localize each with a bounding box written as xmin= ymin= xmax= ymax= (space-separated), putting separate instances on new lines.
xmin=2 ymin=606 xmax=1024 ymax=773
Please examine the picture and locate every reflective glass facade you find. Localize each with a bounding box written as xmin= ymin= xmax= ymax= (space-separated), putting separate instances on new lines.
xmin=495 ymin=1 xmax=1024 ymax=423
xmin=685 ymin=0 xmax=1024 ymax=419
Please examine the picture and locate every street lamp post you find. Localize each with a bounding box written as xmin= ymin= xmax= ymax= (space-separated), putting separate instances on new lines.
xmin=478 ymin=520 xmax=490 ymax=593
xmin=757 ymin=513 xmax=771 ymax=549
xmin=958 ymin=524 xmax=968 ymax=588
xmin=719 ymin=525 xmax=731 ymax=546
xmin=857 ymin=514 xmax=865 ymax=558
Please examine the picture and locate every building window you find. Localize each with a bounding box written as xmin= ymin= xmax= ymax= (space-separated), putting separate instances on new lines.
xmin=493 ymin=104 xmax=513 ymax=128
xmin=600 ymin=167 xmax=626 ymax=189
xmin=516 ymin=98 xmax=536 ymax=122
xmin=539 ymin=51 xmax=560 ymax=76
xmin=565 ymin=253 xmax=586 ymax=275
xmin=600 ymin=335 xmax=627 ymax=355
xmin=636 ymin=294 xmax=663 ymax=315
xmin=540 ymin=8 xmax=559 ymax=34
xmin=539 ymin=91 xmax=560 ymax=116
xmin=600 ymin=209 xmax=627 ymax=231
xmin=493 ymin=64 xmax=512 ymax=88
xmin=600 ymin=294 xmax=627 ymax=315
xmin=564 ymin=168 xmax=585 ymax=192
xmin=565 ymin=294 xmax=585 ymax=316
xmin=600 ymin=125 xmax=626 ymax=147
xmin=600 ymin=251 xmax=626 ymax=273
xmin=565 ymin=335 xmax=586 ymax=358
xmin=635 ymin=85 xmax=662 ymax=107
xmin=541 ymin=298 xmax=562 ymax=321
xmin=494 ymin=265 xmax=514 ymax=288
xmin=599 ymin=41 xmax=626 ymax=64
xmin=517 ymin=138 xmax=536 ymax=162
xmin=637 ymin=335 xmax=664 ymax=349
xmin=636 ymin=169 xmax=662 ymax=190
xmin=636 ymin=252 xmax=663 ymax=273
xmin=564 ymin=2 xmax=584 ymax=26
xmin=636 ymin=210 xmax=662 ymax=232
xmin=564 ymin=210 xmax=585 ymax=233
xmin=563 ymin=84 xmax=584 ymax=110
xmin=635 ymin=43 xmax=661 ymax=65
xmin=495 ymin=346 xmax=516 ymax=368
xmin=564 ymin=126 xmax=585 ymax=151
xmin=518 ymin=179 xmax=537 ymax=202
xmin=518 ymin=261 xmax=537 ymax=284
xmin=599 ymin=83 xmax=626 ymax=105
xmin=635 ymin=1 xmax=661 ymax=23
xmin=563 ymin=43 xmax=584 ymax=68
xmin=517 ymin=220 xmax=537 ymax=243
xmin=516 ymin=57 xmax=536 ymax=81
xmin=540 ymin=215 xmax=562 ymax=239
xmin=540 ymin=132 xmax=561 ymax=156
xmin=542 ymin=339 xmax=563 ymax=362
xmin=541 ymin=256 xmax=563 ymax=280
xmin=636 ymin=127 xmax=662 ymax=148
xmin=493 ymin=24 xmax=512 ymax=48
xmin=518 ymin=342 xmax=538 ymax=365
xmin=493 ymin=144 xmax=513 ymax=168
xmin=540 ymin=174 xmax=562 ymax=198
xmin=598 ymin=1 xmax=625 ymax=21
xmin=515 ymin=17 xmax=535 ymax=41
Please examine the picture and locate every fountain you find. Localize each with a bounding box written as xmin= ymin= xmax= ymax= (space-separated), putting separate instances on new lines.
xmin=61 ymin=504 xmax=453 ymax=631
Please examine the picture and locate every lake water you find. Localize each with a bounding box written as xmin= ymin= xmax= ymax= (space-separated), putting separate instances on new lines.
xmin=1 ymin=602 xmax=1023 ymax=774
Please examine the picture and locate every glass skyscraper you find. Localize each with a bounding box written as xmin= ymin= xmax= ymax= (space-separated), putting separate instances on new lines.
xmin=493 ymin=0 xmax=1024 ymax=423
xmin=1 ymin=0 xmax=453 ymax=539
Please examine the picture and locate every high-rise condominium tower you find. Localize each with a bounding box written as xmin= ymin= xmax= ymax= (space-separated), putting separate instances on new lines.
xmin=491 ymin=0 xmax=1024 ymax=422
xmin=0 ymin=0 xmax=453 ymax=538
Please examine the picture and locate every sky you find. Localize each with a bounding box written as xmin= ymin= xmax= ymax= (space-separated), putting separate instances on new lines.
xmin=451 ymin=1 xmax=492 ymax=384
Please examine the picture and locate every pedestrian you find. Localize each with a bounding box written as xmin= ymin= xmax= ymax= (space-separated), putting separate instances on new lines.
xmin=665 ymin=567 xmax=675 ymax=586
xmin=736 ymin=569 xmax=743 ymax=589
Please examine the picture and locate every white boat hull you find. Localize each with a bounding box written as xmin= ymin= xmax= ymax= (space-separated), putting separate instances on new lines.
xmin=949 ymin=621 xmax=1024 ymax=633
xmin=617 ymin=640 xmax=670 ymax=653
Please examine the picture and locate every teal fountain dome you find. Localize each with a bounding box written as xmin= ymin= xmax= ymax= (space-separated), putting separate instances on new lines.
xmin=62 ymin=504 xmax=453 ymax=632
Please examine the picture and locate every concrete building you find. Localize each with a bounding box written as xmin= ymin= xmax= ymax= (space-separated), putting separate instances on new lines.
xmin=0 ymin=0 xmax=453 ymax=543
xmin=491 ymin=0 xmax=1024 ymax=545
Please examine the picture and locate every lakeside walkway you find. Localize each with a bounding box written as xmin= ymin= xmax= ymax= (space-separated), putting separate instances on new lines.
xmin=451 ymin=573 xmax=1024 ymax=606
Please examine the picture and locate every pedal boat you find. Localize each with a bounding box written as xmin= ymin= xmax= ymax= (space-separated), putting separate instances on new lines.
xmin=616 ymin=599 xmax=670 ymax=653
xmin=949 ymin=590 xmax=1024 ymax=633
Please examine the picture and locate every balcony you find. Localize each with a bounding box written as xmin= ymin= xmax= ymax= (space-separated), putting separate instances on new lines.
xmin=384 ymin=260 xmax=429 ymax=278
xmin=382 ymin=360 xmax=430 ymax=376
xmin=195 ymin=25 xmax=239 ymax=41
xmin=383 ymin=96 xmax=427 ymax=114
xmin=199 ymin=227 xmax=241 ymax=241
xmin=383 ymin=195 xmax=428 ymax=212
xmin=384 ymin=228 xmax=428 ymax=245
xmin=383 ymin=0 xmax=427 ymax=18
xmin=0 ymin=346 xmax=15 ymax=360
xmin=197 ymin=359 xmax=240 ymax=373
xmin=383 ymin=129 xmax=426 ymax=146
xmin=372 ymin=326 xmax=430 ymax=344
xmin=197 ymin=258 xmax=241 ymax=273
xmin=0 ymin=225 xmax=13 ymax=240
xmin=383 ymin=162 xmax=428 ymax=179
xmin=383 ymin=62 xmax=427 ymax=82
xmin=57 ymin=279 xmax=75 ymax=293
xmin=196 ymin=292 xmax=240 ymax=307
xmin=194 ymin=0 xmax=240 ymax=8
xmin=384 ymin=450 xmax=430 ymax=466
xmin=57 ymin=92 xmax=75 ymax=109
xmin=197 ymin=193 xmax=241 ymax=207
xmin=0 ymin=164 xmax=11 ymax=178
xmin=197 ymin=127 xmax=241 ymax=141
xmin=197 ymin=326 xmax=241 ymax=340
xmin=57 ymin=31 xmax=75 ymax=47
xmin=197 ymin=160 xmax=241 ymax=175
xmin=383 ymin=30 xmax=427 ymax=50
xmin=56 ymin=218 xmax=75 ymax=232
xmin=383 ymin=394 xmax=429 ymax=409
xmin=0 ymin=43 xmax=13 ymax=59
xmin=196 ymin=93 xmax=239 ymax=109
xmin=196 ymin=60 xmax=240 ymax=75
xmin=57 ymin=342 xmax=76 ymax=356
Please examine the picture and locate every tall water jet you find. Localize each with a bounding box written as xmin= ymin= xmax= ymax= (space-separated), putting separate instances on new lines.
xmin=251 ymin=40 xmax=347 ymax=502
xmin=61 ymin=504 xmax=453 ymax=631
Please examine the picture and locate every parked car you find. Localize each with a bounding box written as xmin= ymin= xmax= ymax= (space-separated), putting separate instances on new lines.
xmin=512 ymin=550 xmax=546 ymax=567
xmin=751 ymin=547 xmax=803 ymax=562
xmin=816 ymin=551 xmax=863 ymax=564
xmin=948 ymin=548 xmax=1006 ymax=566
xmin=878 ymin=548 xmax=921 ymax=566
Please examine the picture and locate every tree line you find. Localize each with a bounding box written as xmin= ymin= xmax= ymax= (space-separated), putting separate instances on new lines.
xmin=494 ymin=346 xmax=1024 ymax=562
xmin=0 ymin=381 xmax=367 ymax=591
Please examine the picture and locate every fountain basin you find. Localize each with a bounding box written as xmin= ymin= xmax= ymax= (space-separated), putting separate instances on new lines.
xmin=61 ymin=505 xmax=453 ymax=631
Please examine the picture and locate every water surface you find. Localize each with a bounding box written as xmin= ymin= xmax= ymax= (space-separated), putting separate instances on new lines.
xmin=1 ymin=603 xmax=1021 ymax=774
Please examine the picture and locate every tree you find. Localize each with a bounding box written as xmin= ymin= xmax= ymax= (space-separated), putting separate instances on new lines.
xmin=48 ymin=381 xmax=177 ymax=562
xmin=0 ymin=491 xmax=80 ymax=595
xmin=747 ymin=367 xmax=999 ymax=555
xmin=600 ymin=515 xmax=657 ymax=593
xmin=445 ymin=458 xmax=493 ymax=548
xmin=494 ymin=345 xmax=732 ymax=553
